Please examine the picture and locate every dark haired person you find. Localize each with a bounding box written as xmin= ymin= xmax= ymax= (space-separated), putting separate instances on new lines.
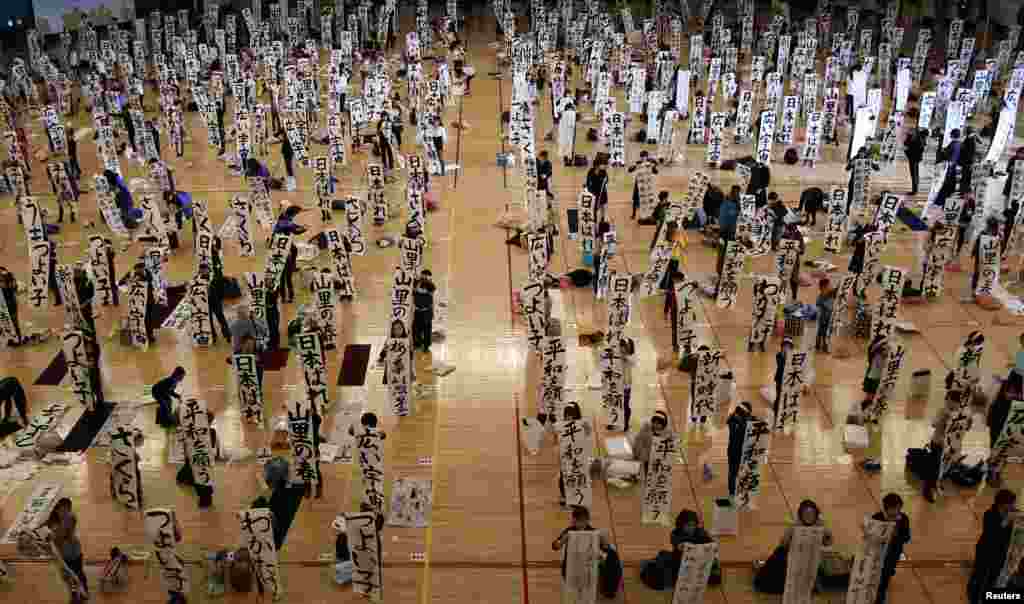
xmin=872 ymin=493 xmax=911 ymax=604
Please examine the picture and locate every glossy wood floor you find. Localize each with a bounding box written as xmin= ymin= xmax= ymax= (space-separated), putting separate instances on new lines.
xmin=0 ymin=15 xmax=1020 ymax=604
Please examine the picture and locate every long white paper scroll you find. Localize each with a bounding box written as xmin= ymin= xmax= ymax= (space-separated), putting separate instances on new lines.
xmin=540 ymin=336 xmax=567 ymax=419
xmin=286 ymin=398 xmax=320 ymax=488
xmin=845 ymin=518 xmax=897 ymax=604
xmin=558 ymin=419 xmax=593 ymax=509
xmin=988 ymin=401 xmax=1024 ymax=479
xmin=691 ymin=348 xmax=722 ymax=421
xmin=750 ymin=276 xmax=782 ymax=349
xmin=88 ymin=236 xmax=114 ymax=306
xmin=672 ymin=542 xmax=719 ymax=604
xmin=297 ymin=331 xmax=329 ymax=412
xmin=386 ymin=322 xmax=413 ymax=416
xmin=775 ymin=350 xmax=808 ymax=432
xmin=355 ymin=425 xmax=386 ymax=514
xmin=187 ymin=270 xmax=213 ymax=347
xmin=145 ymin=508 xmax=188 ymax=595
xmin=0 ymin=482 xmax=62 ymax=545
xmin=865 ymin=342 xmax=905 ymax=426
xmin=346 ymin=511 xmax=383 ymax=599
xmin=108 ymin=422 xmax=142 ymax=509
xmin=735 ymin=418 xmax=771 ymax=510
xmin=975 ymin=235 xmax=1000 ymax=297
xmin=824 ymin=188 xmax=848 ymax=254
xmin=872 ymin=266 xmax=905 ymax=343
xmin=716 ymin=240 xmax=743 ymax=308
xmin=239 ymin=508 xmax=281 ymax=599
xmin=62 ymin=329 xmax=97 ymax=412
xmin=263 ymin=232 xmax=294 ymax=292
xmin=234 ymin=353 xmax=263 ymax=424
xmin=783 ymin=526 xmax=826 ymax=604
xmin=563 ymin=530 xmax=601 ymax=604
xmin=641 ymin=432 xmax=677 ymax=525
xmin=179 ymin=398 xmax=214 ymax=487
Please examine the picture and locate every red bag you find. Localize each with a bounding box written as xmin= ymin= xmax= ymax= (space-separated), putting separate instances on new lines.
xmin=425 ymin=191 xmax=439 ymax=211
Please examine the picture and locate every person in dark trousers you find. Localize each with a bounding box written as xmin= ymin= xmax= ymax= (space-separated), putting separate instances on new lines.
xmin=273 ymin=206 xmax=307 ymax=303
xmin=956 ymin=195 xmax=976 ymax=257
xmin=585 ymin=163 xmax=610 ymax=221
xmin=0 ymin=266 xmax=22 ymax=345
xmin=377 ymin=115 xmax=396 ymax=172
xmin=146 ymin=120 xmax=161 ymax=159
xmin=48 ymin=498 xmax=88 ymax=602
xmin=279 ymin=132 xmax=295 ymax=187
xmin=768 ymin=194 xmax=788 ymax=251
xmin=904 ymin=128 xmax=927 ymax=195
xmin=726 ymin=402 xmax=753 ymax=498
xmin=216 ymin=101 xmax=227 ymax=157
xmin=967 ymin=489 xmax=1017 ymax=604
xmin=412 ymin=269 xmax=436 ymax=352
xmin=591 ymin=221 xmax=612 ymax=294
xmin=629 ymin=151 xmax=659 ymax=220
xmin=152 ymin=366 xmax=186 ymax=428
xmin=780 ymin=223 xmax=806 ymax=301
xmin=199 ymin=263 xmax=231 ymax=343
xmin=871 ymin=493 xmax=911 ymax=604
xmin=67 ymin=134 xmax=81 ymax=180
xmin=537 ymin=150 xmax=553 ymax=196
xmin=716 ymin=189 xmax=740 ymax=284
xmin=959 ymin=128 xmax=979 ymax=194
xmin=941 ymin=128 xmax=963 ymax=182
xmin=773 ymin=338 xmax=793 ymax=419
xmin=266 ymin=288 xmax=282 ymax=351
xmin=798 ymin=187 xmax=824 ymax=226
xmin=0 ymin=376 xmax=28 ymax=425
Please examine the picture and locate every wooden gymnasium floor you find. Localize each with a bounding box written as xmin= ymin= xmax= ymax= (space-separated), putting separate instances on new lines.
xmin=0 ymin=14 xmax=1020 ymax=604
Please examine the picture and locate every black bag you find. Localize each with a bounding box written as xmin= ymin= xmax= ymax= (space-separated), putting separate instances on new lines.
xmin=784 ymin=148 xmax=799 ymax=164
xmin=594 ymin=151 xmax=610 ymax=165
xmin=587 ymin=128 xmax=599 ymax=142
xmin=223 ymin=277 xmax=243 ymax=300
xmin=269 ymin=177 xmax=284 ymax=190
xmin=635 ymin=130 xmax=646 ymax=142
xmin=640 ymin=551 xmax=675 ymax=590
xmin=599 ymin=547 xmax=623 ymax=598
xmin=332 ymin=199 xmax=347 ymax=210
xmin=574 ymin=154 xmax=589 ymax=167
xmin=720 ymin=159 xmax=737 ymax=170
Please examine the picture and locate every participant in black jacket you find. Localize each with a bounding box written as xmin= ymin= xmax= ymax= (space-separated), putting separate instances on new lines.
xmin=968 ymin=490 xmax=1017 ymax=604
xmin=199 ymin=263 xmax=231 ymax=343
xmin=726 ymin=402 xmax=753 ymax=498
xmin=585 ymin=163 xmax=610 ymax=221
xmin=904 ymin=128 xmax=927 ymax=195
xmin=872 ymin=493 xmax=912 ymax=604
xmin=959 ymin=128 xmax=979 ymax=194
xmin=0 ymin=266 xmax=22 ymax=345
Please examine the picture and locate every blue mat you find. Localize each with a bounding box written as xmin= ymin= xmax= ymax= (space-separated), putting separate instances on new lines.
xmin=897 ymin=207 xmax=928 ymax=232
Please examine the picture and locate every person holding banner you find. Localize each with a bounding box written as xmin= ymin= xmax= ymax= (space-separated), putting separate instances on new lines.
xmin=726 ymin=402 xmax=753 ymax=498
xmin=754 ymin=499 xmax=833 ymax=593
xmin=987 ymin=377 xmax=1022 ymax=450
xmin=551 ymin=506 xmax=610 ymax=576
xmin=632 ymin=411 xmax=670 ymax=476
xmin=815 ymin=279 xmax=837 ymax=353
xmin=967 ymin=490 xmax=1018 ymax=604
xmin=670 ymin=510 xmax=721 ymax=583
xmin=773 ymin=338 xmax=793 ymax=419
xmin=0 ymin=266 xmax=22 ymax=346
xmin=199 ymin=264 xmax=232 ymax=344
xmin=871 ymin=493 xmax=912 ymax=604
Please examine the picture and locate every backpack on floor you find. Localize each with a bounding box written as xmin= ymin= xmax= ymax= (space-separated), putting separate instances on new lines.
xmin=574 ymin=154 xmax=589 ymax=167
xmin=587 ymin=128 xmax=599 ymax=142
xmin=223 ymin=277 xmax=242 ymax=300
xmin=784 ymin=148 xmax=799 ymax=164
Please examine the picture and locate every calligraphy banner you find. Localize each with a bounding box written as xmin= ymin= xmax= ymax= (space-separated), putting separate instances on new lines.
xmin=263 ymin=233 xmax=294 ymax=292
xmin=62 ymin=330 xmax=97 ymax=412
xmin=287 ymin=398 xmax=321 ymax=488
xmin=386 ymin=326 xmax=413 ymax=416
xmin=865 ymin=342 xmax=905 ymax=426
xmin=179 ymin=398 xmax=214 ymax=487
xmin=672 ymin=541 xmax=719 ymax=604
xmin=356 ymin=426 xmax=386 ymax=514
xmin=88 ymin=236 xmax=114 ymax=306
xmin=0 ymin=482 xmax=62 ymax=544
xmin=540 ymin=336 xmax=568 ymax=419
xmin=750 ymin=276 xmax=782 ymax=349
xmin=988 ymin=401 xmax=1024 ymax=479
xmin=775 ymin=351 xmax=808 ymax=432
xmin=642 ymin=432 xmax=677 ymax=525
xmin=239 ymin=508 xmax=281 ymax=599
xmin=824 ymin=188 xmax=848 ymax=254
xmin=346 ymin=512 xmax=383 ymax=600
xmin=735 ymin=418 xmax=771 ymax=510
xmin=145 ymin=508 xmax=189 ymax=595
xmin=975 ymin=235 xmax=1000 ymax=297
xmin=783 ymin=526 xmax=826 ymax=604
xmin=675 ymin=280 xmax=698 ymax=355
xmin=872 ymin=266 xmax=905 ymax=343
xmin=716 ymin=240 xmax=743 ymax=309
xmin=846 ymin=518 xmax=897 ymax=604
xmin=108 ymin=421 xmax=142 ymax=509
xmin=558 ymin=419 xmax=593 ymax=509
xmin=692 ymin=348 xmax=722 ymax=420
xmin=297 ymin=332 xmax=329 ymax=412
xmin=234 ymin=353 xmax=263 ymax=424
xmin=563 ymin=530 xmax=601 ymax=604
